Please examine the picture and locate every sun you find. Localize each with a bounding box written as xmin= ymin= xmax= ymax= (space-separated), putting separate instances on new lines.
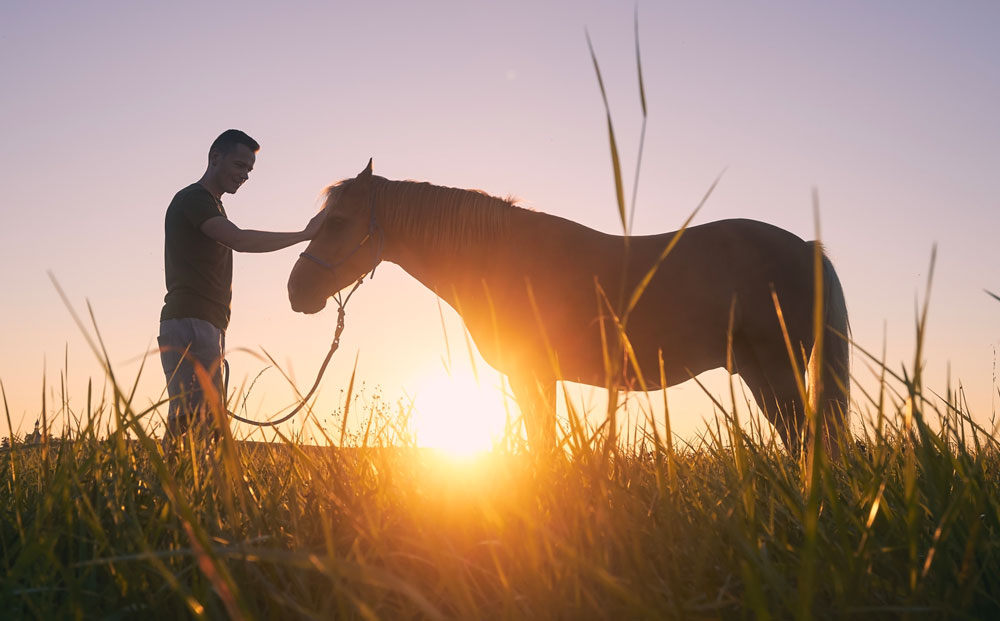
xmin=410 ymin=369 xmax=510 ymax=457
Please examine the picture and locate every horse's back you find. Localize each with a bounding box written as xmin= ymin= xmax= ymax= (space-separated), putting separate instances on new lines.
xmin=632 ymin=218 xmax=813 ymax=313
xmin=482 ymin=213 xmax=817 ymax=384
xmin=624 ymin=219 xmax=816 ymax=380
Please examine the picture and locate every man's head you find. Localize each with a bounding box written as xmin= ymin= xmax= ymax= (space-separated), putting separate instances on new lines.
xmin=205 ymin=129 xmax=259 ymax=196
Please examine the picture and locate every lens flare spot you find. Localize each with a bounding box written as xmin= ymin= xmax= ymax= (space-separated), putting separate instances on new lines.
xmin=411 ymin=370 xmax=508 ymax=457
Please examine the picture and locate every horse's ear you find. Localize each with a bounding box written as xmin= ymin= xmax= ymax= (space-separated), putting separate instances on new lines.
xmin=343 ymin=158 xmax=373 ymax=206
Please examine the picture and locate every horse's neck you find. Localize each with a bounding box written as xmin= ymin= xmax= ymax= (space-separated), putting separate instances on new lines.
xmin=378 ymin=181 xmax=523 ymax=307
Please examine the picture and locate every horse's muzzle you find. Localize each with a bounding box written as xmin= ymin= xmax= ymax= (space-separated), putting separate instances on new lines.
xmin=288 ymin=264 xmax=330 ymax=314
xmin=289 ymin=293 xmax=328 ymax=314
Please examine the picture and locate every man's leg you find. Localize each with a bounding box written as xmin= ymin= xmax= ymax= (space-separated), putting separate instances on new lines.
xmin=158 ymin=318 xmax=226 ymax=446
xmin=159 ymin=319 xmax=196 ymax=442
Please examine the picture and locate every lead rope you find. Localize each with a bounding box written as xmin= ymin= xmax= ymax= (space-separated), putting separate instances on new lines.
xmin=226 ymin=277 xmax=362 ymax=427
xmin=225 ymin=190 xmax=381 ymax=427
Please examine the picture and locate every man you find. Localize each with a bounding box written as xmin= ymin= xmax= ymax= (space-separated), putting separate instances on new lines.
xmin=158 ymin=129 xmax=325 ymax=444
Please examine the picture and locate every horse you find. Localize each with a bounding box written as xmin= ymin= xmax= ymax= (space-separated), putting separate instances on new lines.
xmin=288 ymin=161 xmax=850 ymax=456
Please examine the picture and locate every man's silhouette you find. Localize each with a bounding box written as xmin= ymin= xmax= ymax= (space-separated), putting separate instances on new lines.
xmin=158 ymin=129 xmax=325 ymax=444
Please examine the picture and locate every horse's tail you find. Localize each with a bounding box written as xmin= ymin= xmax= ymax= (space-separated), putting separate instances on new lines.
xmin=808 ymin=244 xmax=851 ymax=446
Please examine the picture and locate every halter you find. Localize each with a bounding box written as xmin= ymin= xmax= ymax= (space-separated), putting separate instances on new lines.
xmin=299 ymin=193 xmax=385 ymax=285
xmin=228 ymin=193 xmax=383 ymax=427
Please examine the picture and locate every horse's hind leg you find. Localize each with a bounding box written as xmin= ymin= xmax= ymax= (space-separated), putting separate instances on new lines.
xmin=508 ymin=374 xmax=556 ymax=453
xmin=734 ymin=336 xmax=805 ymax=455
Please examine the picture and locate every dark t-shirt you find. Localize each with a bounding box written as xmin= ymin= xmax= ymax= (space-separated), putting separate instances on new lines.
xmin=160 ymin=183 xmax=233 ymax=331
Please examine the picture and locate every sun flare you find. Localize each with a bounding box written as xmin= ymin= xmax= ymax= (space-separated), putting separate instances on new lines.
xmin=411 ymin=369 xmax=510 ymax=457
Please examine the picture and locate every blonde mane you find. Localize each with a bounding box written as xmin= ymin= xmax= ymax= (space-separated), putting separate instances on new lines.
xmin=372 ymin=178 xmax=520 ymax=250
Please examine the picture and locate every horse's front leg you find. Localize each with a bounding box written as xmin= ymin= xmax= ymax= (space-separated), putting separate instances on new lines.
xmin=508 ymin=373 xmax=556 ymax=453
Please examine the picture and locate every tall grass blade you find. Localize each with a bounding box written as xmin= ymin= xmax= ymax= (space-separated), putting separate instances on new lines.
xmin=586 ymin=29 xmax=627 ymax=234
xmin=339 ymin=351 xmax=361 ymax=447
xmin=623 ymin=171 xmax=722 ymax=321
xmin=435 ymin=296 xmax=453 ymax=374
xmin=770 ymin=288 xmax=809 ymax=410
xmin=627 ymin=8 xmax=648 ymax=236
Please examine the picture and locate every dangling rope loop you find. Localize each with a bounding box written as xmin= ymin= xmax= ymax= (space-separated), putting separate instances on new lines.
xmin=227 ymin=294 xmax=351 ymax=427
xmin=228 ymin=194 xmax=381 ymax=427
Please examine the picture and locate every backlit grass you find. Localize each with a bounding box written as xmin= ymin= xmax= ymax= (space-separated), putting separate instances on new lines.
xmin=3 ymin=331 xmax=1000 ymax=619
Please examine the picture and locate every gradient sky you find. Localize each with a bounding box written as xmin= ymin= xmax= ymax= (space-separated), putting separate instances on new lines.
xmin=2 ymin=1 xmax=998 ymax=446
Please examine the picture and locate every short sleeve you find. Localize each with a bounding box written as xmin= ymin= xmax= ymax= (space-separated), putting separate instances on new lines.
xmin=179 ymin=189 xmax=224 ymax=229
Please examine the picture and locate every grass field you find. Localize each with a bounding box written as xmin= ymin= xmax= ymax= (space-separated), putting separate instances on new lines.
xmin=3 ymin=332 xmax=1000 ymax=620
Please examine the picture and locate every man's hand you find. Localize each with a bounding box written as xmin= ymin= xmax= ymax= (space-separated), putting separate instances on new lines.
xmin=304 ymin=207 xmax=328 ymax=240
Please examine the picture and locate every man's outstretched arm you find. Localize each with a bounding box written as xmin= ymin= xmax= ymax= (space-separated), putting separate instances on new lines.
xmin=200 ymin=209 xmax=325 ymax=253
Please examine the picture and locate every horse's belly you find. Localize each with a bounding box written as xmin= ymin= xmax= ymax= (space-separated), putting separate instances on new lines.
xmin=540 ymin=314 xmax=728 ymax=390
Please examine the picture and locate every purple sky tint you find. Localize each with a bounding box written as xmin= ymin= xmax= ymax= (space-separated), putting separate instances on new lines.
xmin=1 ymin=1 xmax=998 ymax=441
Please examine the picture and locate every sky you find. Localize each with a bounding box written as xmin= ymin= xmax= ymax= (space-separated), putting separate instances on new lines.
xmin=2 ymin=1 xmax=998 ymax=449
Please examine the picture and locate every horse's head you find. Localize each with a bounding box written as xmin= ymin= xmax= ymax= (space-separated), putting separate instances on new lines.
xmin=288 ymin=159 xmax=378 ymax=314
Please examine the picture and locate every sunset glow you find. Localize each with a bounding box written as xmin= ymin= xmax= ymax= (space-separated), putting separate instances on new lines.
xmin=410 ymin=369 xmax=510 ymax=456
xmin=1 ymin=2 xmax=997 ymax=449
xmin=3 ymin=3 xmax=999 ymax=616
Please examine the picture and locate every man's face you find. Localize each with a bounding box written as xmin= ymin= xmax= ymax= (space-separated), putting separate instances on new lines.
xmin=210 ymin=143 xmax=256 ymax=195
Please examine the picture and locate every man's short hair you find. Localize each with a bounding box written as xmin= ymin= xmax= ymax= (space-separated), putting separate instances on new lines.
xmin=209 ymin=129 xmax=260 ymax=157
